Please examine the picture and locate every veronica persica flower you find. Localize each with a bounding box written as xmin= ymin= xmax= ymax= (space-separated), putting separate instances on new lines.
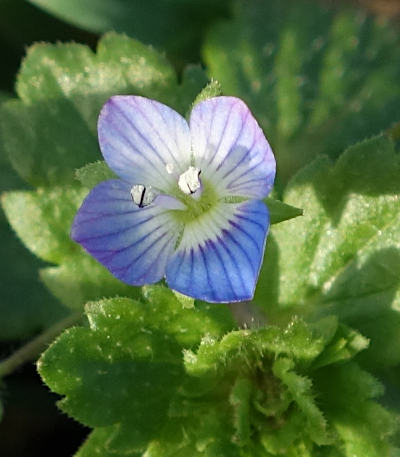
xmin=71 ymin=96 xmax=275 ymax=303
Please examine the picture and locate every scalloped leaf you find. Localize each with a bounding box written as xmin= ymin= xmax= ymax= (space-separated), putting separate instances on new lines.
xmin=39 ymin=301 xmax=396 ymax=456
xmin=2 ymin=185 xmax=139 ymax=309
xmin=0 ymin=33 xmax=208 ymax=187
xmin=256 ymin=135 xmax=400 ymax=371
xmin=0 ymin=149 xmax=67 ymax=339
xmin=39 ymin=287 xmax=234 ymax=454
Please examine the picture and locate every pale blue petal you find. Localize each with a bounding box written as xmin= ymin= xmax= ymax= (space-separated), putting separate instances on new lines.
xmin=71 ymin=180 xmax=179 ymax=285
xmin=166 ymin=200 xmax=269 ymax=302
xmin=98 ymin=96 xmax=191 ymax=191
xmin=189 ymin=96 xmax=275 ymax=200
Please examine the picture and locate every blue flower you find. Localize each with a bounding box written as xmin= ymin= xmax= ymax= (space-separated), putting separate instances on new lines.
xmin=71 ymin=96 xmax=275 ymax=303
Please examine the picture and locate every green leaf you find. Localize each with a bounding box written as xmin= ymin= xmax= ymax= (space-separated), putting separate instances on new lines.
xmin=2 ymin=187 xmax=84 ymax=264
xmin=191 ymin=79 xmax=222 ymax=108
xmin=314 ymin=363 xmax=396 ymax=457
xmin=272 ymin=357 xmax=330 ymax=446
xmin=40 ymin=257 xmax=136 ymax=310
xmin=0 ymin=33 xmax=208 ymax=187
xmin=2 ymin=185 xmax=140 ymax=309
xmin=265 ymin=198 xmax=303 ymax=224
xmin=39 ymin=307 xmax=397 ymax=456
xmin=27 ymin=0 xmax=231 ymax=63
xmin=312 ymin=324 xmax=369 ymax=369
xmin=39 ymin=288 xmax=234 ymax=454
xmin=204 ymin=0 xmax=400 ymax=182
xmin=0 ymin=130 xmax=68 ymax=339
xmin=76 ymin=428 xmax=140 ymax=457
xmin=229 ymin=377 xmax=252 ymax=446
xmin=256 ymin=135 xmax=400 ymax=370
xmin=75 ymin=161 xmax=116 ymax=189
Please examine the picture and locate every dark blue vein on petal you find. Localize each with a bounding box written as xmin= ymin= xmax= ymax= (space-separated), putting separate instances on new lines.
xmin=207 ymin=102 xmax=236 ymax=168
xmin=166 ymin=200 xmax=268 ymax=302
xmin=133 ymin=100 xmax=181 ymax=166
xmin=111 ymin=101 xmax=167 ymax=167
xmin=220 ymin=128 xmax=256 ymax=179
xmin=215 ymin=109 xmax=250 ymax=173
xmin=207 ymin=238 xmax=238 ymax=301
xmin=72 ymin=180 xmax=177 ymax=285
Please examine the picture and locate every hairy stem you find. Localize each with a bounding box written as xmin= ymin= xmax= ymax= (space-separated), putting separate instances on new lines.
xmin=227 ymin=301 xmax=267 ymax=329
xmin=0 ymin=311 xmax=83 ymax=378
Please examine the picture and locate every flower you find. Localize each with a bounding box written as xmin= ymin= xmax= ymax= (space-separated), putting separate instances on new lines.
xmin=71 ymin=96 xmax=275 ymax=303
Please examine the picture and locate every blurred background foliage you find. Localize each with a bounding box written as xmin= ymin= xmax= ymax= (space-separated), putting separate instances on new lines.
xmin=0 ymin=0 xmax=399 ymax=456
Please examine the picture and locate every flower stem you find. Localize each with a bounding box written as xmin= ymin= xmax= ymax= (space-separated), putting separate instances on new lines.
xmin=227 ymin=301 xmax=267 ymax=329
xmin=0 ymin=311 xmax=83 ymax=378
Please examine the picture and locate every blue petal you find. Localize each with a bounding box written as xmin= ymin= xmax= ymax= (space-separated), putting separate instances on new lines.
xmin=190 ymin=96 xmax=275 ymax=200
xmin=71 ymin=180 xmax=179 ymax=285
xmin=98 ymin=96 xmax=191 ymax=191
xmin=166 ymin=200 xmax=269 ymax=302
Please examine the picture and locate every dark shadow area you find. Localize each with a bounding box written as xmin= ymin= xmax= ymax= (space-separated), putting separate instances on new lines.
xmin=316 ymin=247 xmax=400 ymax=371
xmin=0 ymin=360 xmax=89 ymax=457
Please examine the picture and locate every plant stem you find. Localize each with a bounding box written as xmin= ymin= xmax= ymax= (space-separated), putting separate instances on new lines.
xmin=227 ymin=301 xmax=267 ymax=329
xmin=0 ymin=311 xmax=83 ymax=378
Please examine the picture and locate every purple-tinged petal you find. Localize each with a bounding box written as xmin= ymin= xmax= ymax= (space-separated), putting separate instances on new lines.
xmin=71 ymin=180 xmax=179 ymax=285
xmin=166 ymin=200 xmax=269 ymax=302
xmin=98 ymin=96 xmax=191 ymax=191
xmin=189 ymin=96 xmax=275 ymax=200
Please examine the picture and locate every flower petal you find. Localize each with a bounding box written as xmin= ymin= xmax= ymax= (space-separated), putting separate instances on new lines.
xmin=98 ymin=96 xmax=191 ymax=191
xmin=166 ymin=200 xmax=269 ymax=302
xmin=190 ymin=96 xmax=275 ymax=199
xmin=71 ymin=180 xmax=179 ymax=285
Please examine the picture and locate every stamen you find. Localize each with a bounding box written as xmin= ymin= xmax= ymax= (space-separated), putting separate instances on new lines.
xmin=178 ymin=166 xmax=201 ymax=195
xmin=130 ymin=184 xmax=156 ymax=207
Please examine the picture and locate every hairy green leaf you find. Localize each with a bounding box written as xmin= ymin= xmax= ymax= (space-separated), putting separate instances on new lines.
xmin=2 ymin=187 xmax=84 ymax=264
xmin=39 ymin=302 xmax=396 ymax=456
xmin=0 ymin=137 xmax=67 ymax=339
xmin=75 ymin=161 xmax=116 ymax=189
xmin=191 ymin=79 xmax=222 ymax=109
xmin=2 ymin=185 xmax=140 ymax=309
xmin=39 ymin=287 xmax=234 ymax=454
xmin=256 ymin=135 xmax=400 ymax=371
xmin=0 ymin=33 xmax=208 ymax=187
xmin=204 ymin=0 xmax=400 ymax=183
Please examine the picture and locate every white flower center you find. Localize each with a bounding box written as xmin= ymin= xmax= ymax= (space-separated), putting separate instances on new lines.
xmin=130 ymin=184 xmax=156 ymax=207
xmin=178 ymin=166 xmax=201 ymax=195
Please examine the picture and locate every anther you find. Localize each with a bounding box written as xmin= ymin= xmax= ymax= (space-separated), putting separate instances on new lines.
xmin=130 ymin=184 xmax=156 ymax=207
xmin=178 ymin=166 xmax=201 ymax=195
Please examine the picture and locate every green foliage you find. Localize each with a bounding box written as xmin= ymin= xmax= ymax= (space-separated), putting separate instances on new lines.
xmin=0 ymin=33 xmax=211 ymax=316
xmin=265 ymin=198 xmax=303 ymax=225
xmin=1 ymin=185 xmax=139 ymax=309
xmin=39 ymin=286 xmax=235 ymax=454
xmin=204 ymin=0 xmax=400 ymax=183
xmin=75 ymin=161 xmax=116 ymax=189
xmin=0 ymin=33 xmax=208 ymax=187
xmin=2 ymin=187 xmax=83 ymax=264
xmin=1 ymin=4 xmax=399 ymax=452
xmin=191 ymin=79 xmax=222 ymax=109
xmin=0 ymin=128 xmax=67 ymax=339
xmin=27 ymin=0 xmax=231 ymax=63
xmin=256 ymin=135 xmax=400 ymax=372
xmin=39 ymin=294 xmax=397 ymax=456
